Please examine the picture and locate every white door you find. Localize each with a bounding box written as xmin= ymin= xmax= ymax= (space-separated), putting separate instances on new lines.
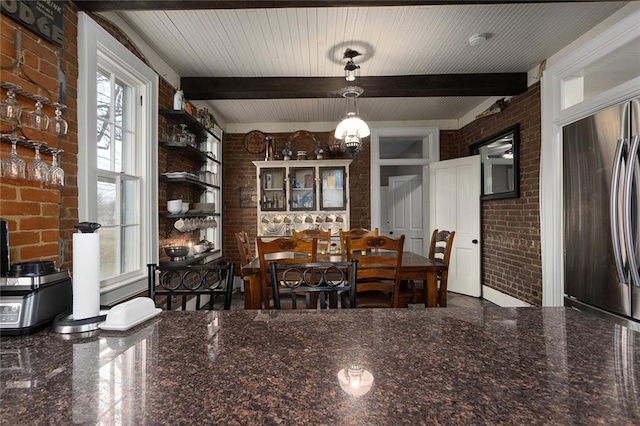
xmin=429 ymin=156 xmax=481 ymax=297
xmin=379 ymin=186 xmax=390 ymax=235
xmin=387 ymin=175 xmax=426 ymax=256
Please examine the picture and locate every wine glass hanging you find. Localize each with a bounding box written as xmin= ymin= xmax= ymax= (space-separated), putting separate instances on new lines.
xmin=0 ymin=82 xmax=68 ymax=184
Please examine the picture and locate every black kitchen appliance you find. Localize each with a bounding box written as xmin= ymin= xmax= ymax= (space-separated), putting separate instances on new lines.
xmin=1 ymin=218 xmax=9 ymax=276
xmin=0 ymin=260 xmax=72 ymax=336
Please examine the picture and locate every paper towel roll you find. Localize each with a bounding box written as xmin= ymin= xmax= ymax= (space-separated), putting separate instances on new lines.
xmin=72 ymin=232 xmax=100 ymax=320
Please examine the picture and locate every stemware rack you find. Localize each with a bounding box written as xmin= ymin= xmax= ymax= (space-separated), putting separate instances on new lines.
xmin=0 ymin=82 xmax=65 ymax=110
xmin=0 ymin=81 xmax=66 ymax=156
xmin=0 ymin=134 xmax=57 ymax=156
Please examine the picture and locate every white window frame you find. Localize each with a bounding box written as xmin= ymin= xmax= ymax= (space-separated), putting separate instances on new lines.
xmin=78 ymin=13 xmax=158 ymax=304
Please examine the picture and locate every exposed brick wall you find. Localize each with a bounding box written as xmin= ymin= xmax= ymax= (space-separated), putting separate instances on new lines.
xmin=0 ymin=2 xmax=79 ymax=269
xmin=439 ymin=130 xmax=459 ymax=160
xmin=222 ymin=133 xmax=371 ymax=270
xmin=458 ymin=84 xmax=542 ymax=305
xmin=0 ymin=5 xmax=182 ymax=270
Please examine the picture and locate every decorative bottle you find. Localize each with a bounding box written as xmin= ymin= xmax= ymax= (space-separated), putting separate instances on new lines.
xmin=173 ymin=87 xmax=183 ymax=110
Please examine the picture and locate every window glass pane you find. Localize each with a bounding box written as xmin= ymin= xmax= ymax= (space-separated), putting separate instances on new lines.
xmin=97 ymin=118 xmax=111 ymax=170
xmin=114 ymin=80 xmax=125 ymax=128
xmin=99 ymin=227 xmax=117 ymax=280
xmin=123 ymin=129 xmax=137 ymax=174
xmin=97 ymin=70 xmax=110 ymax=119
xmin=97 ymin=178 xmax=117 ymax=226
xmin=562 ymin=38 xmax=640 ymax=109
xmin=114 ymin=125 xmax=123 ymax=172
xmin=121 ymin=178 xmax=139 ymax=225
xmin=380 ymin=137 xmax=423 ymax=159
xmin=122 ymin=225 xmax=139 ymax=273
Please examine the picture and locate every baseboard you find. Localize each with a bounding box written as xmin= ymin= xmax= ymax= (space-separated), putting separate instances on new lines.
xmin=482 ymin=286 xmax=532 ymax=307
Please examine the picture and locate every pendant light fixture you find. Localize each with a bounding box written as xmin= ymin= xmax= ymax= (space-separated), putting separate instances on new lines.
xmin=335 ymin=48 xmax=370 ymax=155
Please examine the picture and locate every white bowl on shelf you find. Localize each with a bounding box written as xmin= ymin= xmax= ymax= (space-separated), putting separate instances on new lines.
xmin=181 ymin=202 xmax=189 ymax=214
xmin=167 ymin=199 xmax=182 ymax=214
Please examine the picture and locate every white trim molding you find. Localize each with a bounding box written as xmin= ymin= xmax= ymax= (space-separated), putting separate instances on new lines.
xmin=482 ymin=286 xmax=532 ymax=308
xmin=540 ymin=5 xmax=640 ymax=307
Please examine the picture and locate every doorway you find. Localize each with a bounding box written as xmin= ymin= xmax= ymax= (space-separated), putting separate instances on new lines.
xmin=370 ymin=127 xmax=440 ymax=257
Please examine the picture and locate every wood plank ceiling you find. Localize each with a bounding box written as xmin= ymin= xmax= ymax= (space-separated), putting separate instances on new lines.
xmin=73 ymin=0 xmax=628 ymax=126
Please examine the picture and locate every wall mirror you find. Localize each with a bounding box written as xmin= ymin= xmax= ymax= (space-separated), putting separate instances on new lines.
xmin=470 ymin=124 xmax=520 ymax=200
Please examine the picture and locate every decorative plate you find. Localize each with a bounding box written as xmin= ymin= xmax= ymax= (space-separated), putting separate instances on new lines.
xmin=261 ymin=222 xmax=284 ymax=236
xmin=162 ymin=172 xmax=198 ymax=180
xmin=243 ymin=130 xmax=266 ymax=154
xmin=286 ymin=130 xmax=318 ymax=153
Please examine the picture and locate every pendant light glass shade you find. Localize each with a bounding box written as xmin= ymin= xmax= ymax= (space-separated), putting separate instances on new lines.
xmin=334 ymin=112 xmax=371 ymax=140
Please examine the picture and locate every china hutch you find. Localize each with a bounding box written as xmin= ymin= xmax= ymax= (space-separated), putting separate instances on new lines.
xmin=253 ymin=159 xmax=352 ymax=247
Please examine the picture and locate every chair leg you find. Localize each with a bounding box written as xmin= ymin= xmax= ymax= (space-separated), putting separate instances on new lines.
xmin=408 ymin=280 xmax=419 ymax=303
xmin=261 ymin=280 xmax=271 ymax=309
xmin=438 ymin=277 xmax=448 ymax=307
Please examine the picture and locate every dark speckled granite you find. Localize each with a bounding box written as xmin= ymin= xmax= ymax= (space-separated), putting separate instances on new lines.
xmin=1 ymin=307 xmax=639 ymax=425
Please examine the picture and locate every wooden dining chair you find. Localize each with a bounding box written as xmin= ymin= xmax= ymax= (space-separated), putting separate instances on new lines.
xmin=147 ymin=262 xmax=235 ymax=310
xmin=339 ymin=228 xmax=379 ymax=253
xmin=344 ymin=234 xmax=405 ymax=308
xmin=269 ymin=260 xmax=357 ymax=309
xmin=431 ymin=229 xmax=455 ymax=307
xmin=235 ymin=231 xmax=253 ymax=291
xmin=399 ymin=229 xmax=455 ymax=307
xmin=292 ymin=228 xmax=332 ymax=253
xmin=256 ymin=237 xmax=318 ymax=309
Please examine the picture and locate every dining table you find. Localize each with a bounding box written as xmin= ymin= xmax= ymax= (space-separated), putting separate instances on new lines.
xmin=1 ymin=307 xmax=638 ymax=424
xmin=241 ymin=251 xmax=447 ymax=309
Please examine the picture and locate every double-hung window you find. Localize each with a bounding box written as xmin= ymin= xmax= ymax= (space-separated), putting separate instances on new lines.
xmin=78 ymin=13 xmax=158 ymax=303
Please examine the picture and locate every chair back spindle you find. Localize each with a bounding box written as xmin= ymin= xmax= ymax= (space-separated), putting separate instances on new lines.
xmin=269 ymin=260 xmax=357 ymax=309
xmin=147 ymin=262 xmax=235 ymax=311
xmin=345 ymin=234 xmax=405 ymax=308
xmin=256 ymin=237 xmax=318 ymax=309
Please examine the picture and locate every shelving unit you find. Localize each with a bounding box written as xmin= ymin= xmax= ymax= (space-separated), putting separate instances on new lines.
xmin=159 ymin=109 xmax=223 ymax=259
xmin=158 ymin=251 xmax=222 ymax=267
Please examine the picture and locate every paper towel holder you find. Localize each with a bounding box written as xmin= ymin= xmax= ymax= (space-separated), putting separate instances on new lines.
xmin=52 ymin=307 xmax=110 ymax=334
xmin=53 ymin=221 xmax=106 ymax=334
xmin=75 ymin=222 xmax=101 ymax=233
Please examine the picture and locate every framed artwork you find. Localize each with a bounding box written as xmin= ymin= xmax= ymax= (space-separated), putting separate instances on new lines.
xmin=240 ymin=186 xmax=257 ymax=208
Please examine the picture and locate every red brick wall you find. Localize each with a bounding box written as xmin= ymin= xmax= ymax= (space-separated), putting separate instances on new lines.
xmin=222 ymin=133 xmax=370 ymax=270
xmin=0 ymin=5 xmax=181 ymax=270
xmin=0 ymin=2 xmax=79 ymax=269
xmin=458 ymin=84 xmax=542 ymax=305
xmin=439 ymin=130 xmax=460 ymax=160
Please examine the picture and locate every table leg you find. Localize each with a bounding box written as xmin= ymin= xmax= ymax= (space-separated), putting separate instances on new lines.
xmin=244 ymin=273 xmax=262 ymax=309
xmin=425 ymin=271 xmax=438 ymax=308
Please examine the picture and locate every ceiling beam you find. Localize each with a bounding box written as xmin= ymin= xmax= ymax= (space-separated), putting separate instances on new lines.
xmin=181 ymin=73 xmax=528 ymax=100
xmin=72 ymin=0 xmax=610 ymax=12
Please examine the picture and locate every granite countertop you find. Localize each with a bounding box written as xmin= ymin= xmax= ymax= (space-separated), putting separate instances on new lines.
xmin=1 ymin=307 xmax=639 ymax=424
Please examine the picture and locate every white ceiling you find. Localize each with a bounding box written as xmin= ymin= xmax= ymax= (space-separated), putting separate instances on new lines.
xmin=111 ymin=2 xmax=628 ymax=128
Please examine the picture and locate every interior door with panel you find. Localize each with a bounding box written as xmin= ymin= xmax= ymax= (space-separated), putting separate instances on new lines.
xmin=429 ymin=156 xmax=481 ymax=297
xmin=387 ymin=174 xmax=425 ymax=256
